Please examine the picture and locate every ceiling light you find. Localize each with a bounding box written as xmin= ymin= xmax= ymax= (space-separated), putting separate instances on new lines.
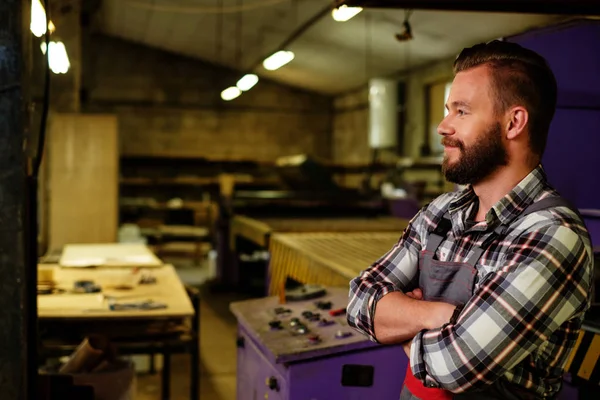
xmin=236 ymin=74 xmax=259 ymax=91
xmin=40 ymin=41 xmax=70 ymax=74
xmin=221 ymin=86 xmax=241 ymax=101
xmin=262 ymin=51 xmax=294 ymax=71
xmin=31 ymin=0 xmax=47 ymax=37
xmin=332 ymin=5 xmax=363 ymax=22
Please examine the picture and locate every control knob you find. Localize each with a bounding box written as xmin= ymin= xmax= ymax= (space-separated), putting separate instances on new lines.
xmin=335 ymin=330 xmax=352 ymax=339
xmin=268 ymin=320 xmax=282 ymax=330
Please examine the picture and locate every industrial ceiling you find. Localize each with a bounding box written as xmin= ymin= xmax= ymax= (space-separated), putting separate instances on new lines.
xmin=97 ymin=0 xmax=565 ymax=95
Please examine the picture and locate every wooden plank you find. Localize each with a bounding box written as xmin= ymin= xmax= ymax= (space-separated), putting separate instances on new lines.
xmin=59 ymin=243 xmax=163 ymax=268
xmin=38 ymin=264 xmax=193 ymax=319
xmin=48 ymin=114 xmax=119 ymax=249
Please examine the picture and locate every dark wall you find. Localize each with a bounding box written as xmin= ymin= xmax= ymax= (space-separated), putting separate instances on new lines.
xmin=508 ymin=19 xmax=600 ymax=212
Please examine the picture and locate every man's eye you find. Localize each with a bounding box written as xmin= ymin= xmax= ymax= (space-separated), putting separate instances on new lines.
xmin=457 ymin=109 xmax=465 ymax=116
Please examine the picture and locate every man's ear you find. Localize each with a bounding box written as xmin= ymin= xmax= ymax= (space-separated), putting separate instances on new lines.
xmin=506 ymin=106 xmax=528 ymax=140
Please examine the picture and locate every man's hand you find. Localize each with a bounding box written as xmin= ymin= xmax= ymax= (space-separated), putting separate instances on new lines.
xmin=404 ymin=288 xmax=423 ymax=300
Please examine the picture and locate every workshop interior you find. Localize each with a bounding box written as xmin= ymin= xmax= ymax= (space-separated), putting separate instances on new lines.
xmin=1 ymin=0 xmax=598 ymax=399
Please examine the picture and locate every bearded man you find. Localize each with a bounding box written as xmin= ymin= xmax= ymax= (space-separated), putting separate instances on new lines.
xmin=347 ymin=40 xmax=593 ymax=400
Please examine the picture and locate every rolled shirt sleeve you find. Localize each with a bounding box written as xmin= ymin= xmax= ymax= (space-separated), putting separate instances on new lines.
xmin=347 ymin=210 xmax=424 ymax=342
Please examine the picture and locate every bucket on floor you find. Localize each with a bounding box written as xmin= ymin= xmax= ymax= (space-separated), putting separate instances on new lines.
xmin=41 ymin=360 xmax=136 ymax=400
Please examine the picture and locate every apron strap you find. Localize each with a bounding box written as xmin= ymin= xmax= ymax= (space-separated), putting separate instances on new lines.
xmin=521 ymin=195 xmax=580 ymax=218
xmin=426 ymin=213 xmax=452 ymax=253
xmin=470 ymin=195 xmax=580 ymax=266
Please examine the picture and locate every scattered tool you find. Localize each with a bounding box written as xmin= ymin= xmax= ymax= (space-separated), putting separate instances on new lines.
xmin=73 ymin=280 xmax=101 ymax=294
xmin=108 ymin=299 xmax=167 ymax=311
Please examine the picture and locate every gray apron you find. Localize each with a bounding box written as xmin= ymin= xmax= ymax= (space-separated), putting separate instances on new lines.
xmin=400 ymin=196 xmax=574 ymax=400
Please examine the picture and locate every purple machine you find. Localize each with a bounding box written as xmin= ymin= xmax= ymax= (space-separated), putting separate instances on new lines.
xmin=230 ymin=286 xmax=407 ymax=400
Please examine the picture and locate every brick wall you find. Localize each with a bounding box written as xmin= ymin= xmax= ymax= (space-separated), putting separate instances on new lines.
xmin=83 ymin=35 xmax=333 ymax=162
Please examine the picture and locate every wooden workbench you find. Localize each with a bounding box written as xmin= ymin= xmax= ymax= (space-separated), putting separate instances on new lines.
xmin=230 ymin=215 xmax=408 ymax=250
xmin=267 ymin=232 xmax=401 ymax=295
xmin=38 ymin=264 xmax=194 ymax=320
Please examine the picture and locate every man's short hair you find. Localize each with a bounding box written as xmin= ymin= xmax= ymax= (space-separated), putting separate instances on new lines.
xmin=453 ymin=40 xmax=557 ymax=159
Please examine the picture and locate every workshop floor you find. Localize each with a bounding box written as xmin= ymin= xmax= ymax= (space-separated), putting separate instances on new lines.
xmin=135 ymin=258 xmax=251 ymax=400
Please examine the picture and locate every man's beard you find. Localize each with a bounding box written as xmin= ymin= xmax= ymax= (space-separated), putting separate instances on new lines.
xmin=441 ymin=122 xmax=508 ymax=185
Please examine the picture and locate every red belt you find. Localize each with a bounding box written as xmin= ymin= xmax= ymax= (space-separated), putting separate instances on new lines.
xmin=404 ymin=366 xmax=452 ymax=400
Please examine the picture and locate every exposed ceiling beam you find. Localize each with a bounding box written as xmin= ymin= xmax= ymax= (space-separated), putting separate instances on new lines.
xmin=336 ymin=1 xmax=600 ymax=15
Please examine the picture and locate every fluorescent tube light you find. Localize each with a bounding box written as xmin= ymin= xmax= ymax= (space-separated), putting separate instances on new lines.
xmin=262 ymin=51 xmax=294 ymax=71
xmin=31 ymin=0 xmax=47 ymax=37
xmin=221 ymin=86 xmax=241 ymax=101
xmin=332 ymin=5 xmax=363 ymax=22
xmin=40 ymin=41 xmax=70 ymax=74
xmin=237 ymin=74 xmax=259 ymax=91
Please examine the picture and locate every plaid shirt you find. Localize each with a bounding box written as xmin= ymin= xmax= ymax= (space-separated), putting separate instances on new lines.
xmin=347 ymin=166 xmax=594 ymax=397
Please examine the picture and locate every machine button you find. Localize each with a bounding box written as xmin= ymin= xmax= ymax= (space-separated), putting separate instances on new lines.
xmin=308 ymin=313 xmax=321 ymax=321
xmin=335 ymin=330 xmax=352 ymax=339
xmin=318 ymin=318 xmax=334 ymax=327
xmin=329 ymin=308 xmax=347 ymax=317
xmin=315 ymin=301 xmax=332 ymax=310
xmin=268 ymin=320 xmax=282 ymax=330
xmin=290 ymin=317 xmax=300 ymax=326
xmin=274 ymin=307 xmax=291 ymax=315
xmin=307 ymin=334 xmax=321 ymax=344
xmin=301 ymin=311 xmax=314 ymax=319
xmin=296 ymin=324 xmax=309 ymax=334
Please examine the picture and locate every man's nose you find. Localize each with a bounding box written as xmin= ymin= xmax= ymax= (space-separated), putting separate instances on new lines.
xmin=437 ymin=115 xmax=454 ymax=136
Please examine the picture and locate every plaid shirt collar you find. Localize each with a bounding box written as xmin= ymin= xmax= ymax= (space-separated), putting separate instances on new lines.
xmin=448 ymin=165 xmax=548 ymax=228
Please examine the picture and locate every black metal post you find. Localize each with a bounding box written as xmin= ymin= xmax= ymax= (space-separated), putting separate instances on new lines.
xmin=0 ymin=0 xmax=29 ymax=399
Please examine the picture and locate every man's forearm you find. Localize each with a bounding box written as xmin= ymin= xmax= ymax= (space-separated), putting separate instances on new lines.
xmin=373 ymin=291 xmax=455 ymax=344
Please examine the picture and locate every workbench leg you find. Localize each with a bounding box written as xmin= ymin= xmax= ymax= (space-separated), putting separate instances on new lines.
xmin=190 ymin=342 xmax=200 ymax=400
xmin=161 ymin=353 xmax=171 ymax=400
xmin=149 ymin=353 xmax=156 ymax=374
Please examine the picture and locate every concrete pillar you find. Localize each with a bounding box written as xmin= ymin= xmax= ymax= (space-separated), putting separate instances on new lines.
xmin=0 ymin=0 xmax=30 ymax=398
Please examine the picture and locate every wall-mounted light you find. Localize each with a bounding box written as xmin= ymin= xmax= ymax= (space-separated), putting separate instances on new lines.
xmin=332 ymin=5 xmax=362 ymax=22
xmin=236 ymin=74 xmax=259 ymax=91
xmin=221 ymin=86 xmax=241 ymax=101
xmin=263 ymin=51 xmax=294 ymax=71
xmin=40 ymin=41 xmax=70 ymax=74
xmin=31 ymin=0 xmax=54 ymax=37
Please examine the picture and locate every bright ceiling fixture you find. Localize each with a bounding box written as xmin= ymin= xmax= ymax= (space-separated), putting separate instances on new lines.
xmin=40 ymin=41 xmax=71 ymax=74
xmin=31 ymin=0 xmax=54 ymax=37
xmin=262 ymin=50 xmax=294 ymax=71
xmin=332 ymin=5 xmax=363 ymax=22
xmin=221 ymin=86 xmax=242 ymax=101
xmin=237 ymin=74 xmax=259 ymax=91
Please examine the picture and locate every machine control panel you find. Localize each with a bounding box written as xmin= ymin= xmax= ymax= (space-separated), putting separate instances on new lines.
xmin=230 ymin=286 xmax=366 ymax=362
xmin=266 ymin=295 xmax=354 ymax=345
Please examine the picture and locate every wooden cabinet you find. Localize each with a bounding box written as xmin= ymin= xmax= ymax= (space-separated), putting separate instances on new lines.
xmin=45 ymin=114 xmax=118 ymax=250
